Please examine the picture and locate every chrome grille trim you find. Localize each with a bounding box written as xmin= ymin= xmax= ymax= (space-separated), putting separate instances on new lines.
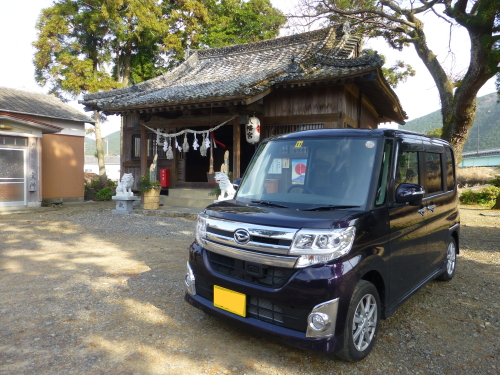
xmin=205 ymin=216 xmax=297 ymax=254
xmin=204 ymin=240 xmax=298 ymax=268
xmin=206 ymin=232 xmax=290 ymax=255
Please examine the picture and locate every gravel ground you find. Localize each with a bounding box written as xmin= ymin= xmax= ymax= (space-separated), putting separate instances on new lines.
xmin=0 ymin=202 xmax=499 ymax=375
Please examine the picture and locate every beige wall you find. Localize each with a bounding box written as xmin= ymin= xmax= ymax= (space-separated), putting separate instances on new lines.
xmin=41 ymin=134 xmax=84 ymax=199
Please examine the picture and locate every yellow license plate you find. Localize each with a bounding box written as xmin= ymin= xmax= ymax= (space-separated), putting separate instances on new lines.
xmin=213 ymin=285 xmax=246 ymax=317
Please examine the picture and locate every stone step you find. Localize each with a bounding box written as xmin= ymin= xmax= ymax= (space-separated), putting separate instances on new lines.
xmin=162 ymin=196 xmax=215 ymax=209
xmin=167 ymin=188 xmax=214 ymax=199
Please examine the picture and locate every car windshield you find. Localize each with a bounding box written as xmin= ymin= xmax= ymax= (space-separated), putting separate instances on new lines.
xmin=236 ymin=137 xmax=378 ymax=210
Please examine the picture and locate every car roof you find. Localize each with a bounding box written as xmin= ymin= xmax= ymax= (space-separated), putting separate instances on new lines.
xmin=265 ymin=128 xmax=451 ymax=148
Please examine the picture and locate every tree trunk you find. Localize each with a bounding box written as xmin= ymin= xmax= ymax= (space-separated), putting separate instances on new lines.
xmin=121 ymin=45 xmax=132 ymax=86
xmin=94 ymin=110 xmax=108 ymax=188
xmin=493 ymin=194 xmax=500 ymax=210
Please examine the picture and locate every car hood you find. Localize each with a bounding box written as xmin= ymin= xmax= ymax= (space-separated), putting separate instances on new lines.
xmin=204 ymin=201 xmax=358 ymax=229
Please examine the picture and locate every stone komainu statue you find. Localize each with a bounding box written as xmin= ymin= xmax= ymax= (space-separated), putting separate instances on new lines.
xmin=116 ymin=173 xmax=134 ymax=196
xmin=214 ymin=171 xmax=235 ymax=201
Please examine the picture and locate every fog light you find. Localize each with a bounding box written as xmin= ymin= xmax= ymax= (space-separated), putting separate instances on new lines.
xmin=306 ymin=299 xmax=338 ymax=338
xmin=185 ymin=262 xmax=196 ymax=295
xmin=308 ymin=312 xmax=329 ymax=331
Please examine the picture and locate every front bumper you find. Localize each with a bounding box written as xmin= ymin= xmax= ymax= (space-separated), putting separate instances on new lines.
xmin=185 ymin=292 xmax=340 ymax=353
xmin=184 ymin=242 xmax=356 ymax=354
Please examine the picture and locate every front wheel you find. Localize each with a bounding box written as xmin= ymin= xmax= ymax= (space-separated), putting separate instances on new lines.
xmin=437 ymin=238 xmax=457 ymax=281
xmin=337 ymin=280 xmax=380 ymax=362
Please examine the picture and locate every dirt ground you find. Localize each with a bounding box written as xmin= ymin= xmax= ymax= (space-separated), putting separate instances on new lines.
xmin=0 ymin=202 xmax=499 ymax=375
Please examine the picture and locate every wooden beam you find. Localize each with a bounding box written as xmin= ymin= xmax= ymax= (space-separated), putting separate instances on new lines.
xmin=140 ymin=124 xmax=148 ymax=177
xmin=244 ymin=87 xmax=272 ymax=105
xmin=232 ymin=118 xmax=241 ymax=179
xmin=263 ymin=113 xmax=340 ymax=125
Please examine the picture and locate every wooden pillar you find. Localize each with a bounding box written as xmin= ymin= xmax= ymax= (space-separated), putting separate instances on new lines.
xmin=357 ymin=90 xmax=363 ymax=128
xmin=232 ymin=118 xmax=241 ymax=179
xmin=140 ymin=124 xmax=148 ymax=177
xmin=338 ymin=86 xmax=346 ymax=128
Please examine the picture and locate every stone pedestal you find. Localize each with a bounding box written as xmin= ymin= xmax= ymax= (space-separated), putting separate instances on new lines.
xmin=112 ymin=195 xmax=140 ymax=214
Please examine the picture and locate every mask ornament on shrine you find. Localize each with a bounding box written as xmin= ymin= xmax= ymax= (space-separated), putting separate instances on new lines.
xmin=246 ymin=116 xmax=260 ymax=144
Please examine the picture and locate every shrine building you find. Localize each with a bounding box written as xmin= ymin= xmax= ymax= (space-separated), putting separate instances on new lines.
xmin=81 ymin=24 xmax=406 ymax=192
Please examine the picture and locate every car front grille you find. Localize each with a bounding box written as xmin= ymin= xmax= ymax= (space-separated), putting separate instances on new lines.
xmin=195 ymin=277 xmax=309 ymax=332
xmin=247 ymin=296 xmax=283 ymax=324
xmin=207 ymin=250 xmax=295 ymax=288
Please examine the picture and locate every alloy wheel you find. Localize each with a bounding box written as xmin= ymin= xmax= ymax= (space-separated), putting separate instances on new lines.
xmin=352 ymin=294 xmax=377 ymax=351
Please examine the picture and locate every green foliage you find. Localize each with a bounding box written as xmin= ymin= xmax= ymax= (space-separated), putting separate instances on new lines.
xmin=34 ymin=0 xmax=286 ymax=92
xmin=382 ymin=60 xmax=416 ymax=88
xmin=459 ymin=186 xmax=500 ymax=205
xmin=490 ymin=176 xmax=500 ymax=188
xmin=94 ymin=187 xmax=114 ymax=201
xmin=200 ymin=0 xmax=286 ymax=48
xmin=427 ymin=128 xmax=443 ymax=139
xmin=208 ymin=185 xmax=221 ymax=197
xmin=405 ymin=93 xmax=500 ymax=152
xmin=137 ymin=175 xmax=161 ymax=195
xmin=85 ymin=131 xmax=121 ymax=156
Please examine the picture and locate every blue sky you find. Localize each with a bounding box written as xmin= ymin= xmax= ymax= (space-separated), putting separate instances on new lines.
xmin=0 ymin=0 xmax=496 ymax=135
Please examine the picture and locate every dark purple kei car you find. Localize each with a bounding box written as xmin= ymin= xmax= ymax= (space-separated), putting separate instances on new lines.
xmin=185 ymin=129 xmax=460 ymax=361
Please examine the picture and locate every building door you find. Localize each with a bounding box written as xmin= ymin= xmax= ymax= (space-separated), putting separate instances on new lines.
xmin=0 ymin=148 xmax=26 ymax=206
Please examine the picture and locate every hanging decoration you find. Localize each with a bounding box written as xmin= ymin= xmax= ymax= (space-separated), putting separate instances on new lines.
xmin=192 ymin=133 xmax=199 ymax=150
xmin=182 ymin=134 xmax=189 ymax=152
xmin=166 ymin=138 xmax=174 ymax=159
xmin=246 ymin=116 xmax=261 ymax=144
xmin=140 ymin=116 xmax=236 ymax=157
xmin=200 ymin=133 xmax=207 ymax=157
xmin=175 ymin=137 xmax=182 ymax=152
xmin=156 ymin=128 xmax=165 ymax=146
xmin=204 ymin=132 xmax=211 ymax=150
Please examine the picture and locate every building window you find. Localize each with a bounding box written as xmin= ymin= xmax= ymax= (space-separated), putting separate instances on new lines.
xmin=0 ymin=136 xmax=27 ymax=146
xmin=132 ymin=134 xmax=140 ymax=160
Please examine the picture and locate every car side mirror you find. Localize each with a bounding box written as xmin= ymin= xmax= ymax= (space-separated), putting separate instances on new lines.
xmin=395 ymin=183 xmax=425 ymax=206
xmin=233 ymin=178 xmax=242 ymax=192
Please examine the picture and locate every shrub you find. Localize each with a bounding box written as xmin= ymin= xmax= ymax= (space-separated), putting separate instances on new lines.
xmin=459 ymin=186 xmax=500 ymax=205
xmin=456 ymin=167 xmax=499 ymax=187
xmin=95 ymin=187 xmax=114 ymax=201
xmin=137 ymin=175 xmax=161 ymax=195
xmin=490 ymin=176 xmax=500 ymax=188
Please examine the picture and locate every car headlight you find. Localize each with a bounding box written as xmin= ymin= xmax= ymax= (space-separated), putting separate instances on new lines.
xmin=290 ymin=227 xmax=356 ymax=268
xmin=195 ymin=213 xmax=208 ymax=246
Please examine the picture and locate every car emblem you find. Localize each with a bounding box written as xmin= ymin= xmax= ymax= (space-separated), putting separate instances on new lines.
xmin=234 ymin=229 xmax=250 ymax=245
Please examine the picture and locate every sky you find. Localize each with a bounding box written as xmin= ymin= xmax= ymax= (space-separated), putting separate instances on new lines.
xmin=0 ymin=0 xmax=496 ymax=136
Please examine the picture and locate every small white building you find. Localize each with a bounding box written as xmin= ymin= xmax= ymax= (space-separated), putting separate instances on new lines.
xmin=84 ymin=155 xmax=121 ymax=181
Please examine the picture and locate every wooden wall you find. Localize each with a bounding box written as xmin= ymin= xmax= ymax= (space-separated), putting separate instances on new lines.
xmin=41 ymin=134 xmax=84 ymax=200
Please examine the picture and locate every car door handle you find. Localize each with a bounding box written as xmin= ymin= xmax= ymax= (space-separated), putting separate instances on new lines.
xmin=417 ymin=207 xmax=427 ymax=217
xmin=427 ymin=204 xmax=436 ymax=213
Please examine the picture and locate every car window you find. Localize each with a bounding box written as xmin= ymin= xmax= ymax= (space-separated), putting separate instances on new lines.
xmin=445 ymin=148 xmax=455 ymax=191
xmin=375 ymin=139 xmax=393 ymax=206
xmin=395 ymin=151 xmax=419 ymax=186
xmin=425 ymin=153 xmax=443 ymax=194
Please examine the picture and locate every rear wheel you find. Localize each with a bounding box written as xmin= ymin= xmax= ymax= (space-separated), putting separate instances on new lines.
xmin=337 ymin=280 xmax=380 ymax=362
xmin=437 ymin=238 xmax=457 ymax=281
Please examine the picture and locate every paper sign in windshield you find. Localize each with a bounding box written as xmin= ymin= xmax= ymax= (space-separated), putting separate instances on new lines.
xmin=268 ymin=158 xmax=282 ymax=174
xmin=291 ymin=159 xmax=307 ymax=184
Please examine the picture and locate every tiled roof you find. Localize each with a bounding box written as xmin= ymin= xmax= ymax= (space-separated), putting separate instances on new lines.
xmin=82 ymin=25 xmax=405 ymax=123
xmin=0 ymin=87 xmax=94 ymax=123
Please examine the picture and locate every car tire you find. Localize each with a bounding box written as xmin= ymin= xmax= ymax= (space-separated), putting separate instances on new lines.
xmin=437 ymin=237 xmax=457 ymax=281
xmin=337 ymin=280 xmax=381 ymax=362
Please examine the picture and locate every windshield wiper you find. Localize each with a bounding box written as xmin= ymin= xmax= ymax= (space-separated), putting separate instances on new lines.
xmin=251 ymin=200 xmax=289 ymax=209
xmin=301 ymin=205 xmax=360 ymax=211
